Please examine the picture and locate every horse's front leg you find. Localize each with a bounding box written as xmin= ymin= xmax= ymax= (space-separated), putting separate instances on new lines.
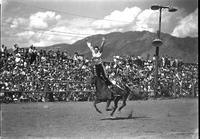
xmin=118 ymin=99 xmax=126 ymax=112
xmin=93 ymin=99 xmax=102 ymax=114
xmin=105 ymin=99 xmax=113 ymax=111
xmin=118 ymin=87 xmax=130 ymax=112
xmin=110 ymin=96 xmax=121 ymax=117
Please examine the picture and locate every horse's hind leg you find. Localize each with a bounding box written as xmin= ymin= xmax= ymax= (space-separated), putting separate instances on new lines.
xmin=110 ymin=96 xmax=120 ymax=117
xmin=118 ymin=98 xmax=126 ymax=112
xmin=93 ymin=99 xmax=102 ymax=114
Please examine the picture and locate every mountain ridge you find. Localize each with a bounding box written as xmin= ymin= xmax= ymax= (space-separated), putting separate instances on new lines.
xmin=38 ymin=31 xmax=198 ymax=63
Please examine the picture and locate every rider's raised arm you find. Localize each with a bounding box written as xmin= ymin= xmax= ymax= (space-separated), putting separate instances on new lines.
xmin=99 ymin=37 xmax=105 ymax=53
xmin=86 ymin=41 xmax=95 ymax=54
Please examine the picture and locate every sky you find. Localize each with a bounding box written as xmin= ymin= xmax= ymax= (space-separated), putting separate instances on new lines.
xmin=1 ymin=0 xmax=198 ymax=48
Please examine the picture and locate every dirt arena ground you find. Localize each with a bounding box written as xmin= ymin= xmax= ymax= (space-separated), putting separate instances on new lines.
xmin=0 ymin=98 xmax=198 ymax=139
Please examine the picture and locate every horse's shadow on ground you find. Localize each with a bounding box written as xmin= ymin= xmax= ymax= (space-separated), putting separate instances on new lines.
xmin=101 ymin=116 xmax=151 ymax=121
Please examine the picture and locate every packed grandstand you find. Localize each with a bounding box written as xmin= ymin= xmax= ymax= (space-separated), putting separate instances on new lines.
xmin=0 ymin=45 xmax=198 ymax=103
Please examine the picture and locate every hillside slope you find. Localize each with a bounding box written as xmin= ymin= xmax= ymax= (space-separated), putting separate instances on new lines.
xmin=41 ymin=31 xmax=198 ymax=63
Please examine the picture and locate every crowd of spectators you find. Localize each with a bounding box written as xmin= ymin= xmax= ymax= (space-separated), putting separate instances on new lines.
xmin=0 ymin=44 xmax=198 ymax=103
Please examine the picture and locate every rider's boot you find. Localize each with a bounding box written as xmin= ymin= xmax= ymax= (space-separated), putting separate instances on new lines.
xmin=101 ymin=75 xmax=112 ymax=89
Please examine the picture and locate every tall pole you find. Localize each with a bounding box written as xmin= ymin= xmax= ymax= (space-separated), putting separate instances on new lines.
xmin=0 ymin=2 xmax=2 ymax=47
xmin=154 ymin=8 xmax=162 ymax=97
xmin=158 ymin=8 xmax=162 ymax=39
xmin=151 ymin=4 xmax=177 ymax=98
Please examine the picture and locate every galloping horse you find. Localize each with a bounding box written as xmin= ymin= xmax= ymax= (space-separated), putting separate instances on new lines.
xmin=90 ymin=75 xmax=131 ymax=117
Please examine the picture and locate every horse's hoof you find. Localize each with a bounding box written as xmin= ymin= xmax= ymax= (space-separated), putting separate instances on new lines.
xmin=110 ymin=116 xmax=116 ymax=119
xmin=106 ymin=108 xmax=113 ymax=111
xmin=106 ymin=109 xmax=112 ymax=111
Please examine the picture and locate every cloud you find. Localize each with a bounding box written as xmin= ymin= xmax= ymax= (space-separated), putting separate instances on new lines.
xmin=0 ymin=0 xmax=7 ymax=5
xmin=92 ymin=7 xmax=141 ymax=31
xmin=1 ymin=0 xmax=9 ymax=11
xmin=2 ymin=5 xmax=193 ymax=47
xmin=15 ymin=31 xmax=45 ymax=45
xmin=90 ymin=6 xmax=183 ymax=35
xmin=171 ymin=8 xmax=198 ymax=38
xmin=36 ymin=6 xmax=185 ymax=45
xmin=10 ymin=18 xmax=27 ymax=28
xmin=134 ymin=8 xmax=185 ymax=33
xmin=134 ymin=9 xmax=157 ymax=32
xmin=33 ymin=26 xmax=74 ymax=46
xmin=29 ymin=11 xmax=61 ymax=29
xmin=105 ymin=7 xmax=141 ymax=23
xmin=6 ymin=11 xmax=61 ymax=30
xmin=16 ymin=31 xmax=35 ymax=38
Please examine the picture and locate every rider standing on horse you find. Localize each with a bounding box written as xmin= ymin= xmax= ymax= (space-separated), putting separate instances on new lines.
xmin=86 ymin=37 xmax=113 ymax=88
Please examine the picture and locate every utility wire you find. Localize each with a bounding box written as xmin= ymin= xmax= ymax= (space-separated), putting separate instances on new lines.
xmin=14 ymin=1 xmax=131 ymax=24
xmin=3 ymin=1 xmax=131 ymax=38
xmin=2 ymin=22 xmax=92 ymax=37
xmin=2 ymin=31 xmax=86 ymax=38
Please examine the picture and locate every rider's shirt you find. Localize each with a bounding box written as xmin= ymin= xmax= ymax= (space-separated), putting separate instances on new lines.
xmin=87 ymin=42 xmax=102 ymax=65
xmin=92 ymin=55 xmax=102 ymax=65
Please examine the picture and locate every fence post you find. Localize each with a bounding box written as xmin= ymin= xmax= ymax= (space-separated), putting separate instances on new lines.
xmin=173 ymin=78 xmax=176 ymax=98
xmin=192 ymin=79 xmax=196 ymax=97
xmin=179 ymin=81 xmax=182 ymax=97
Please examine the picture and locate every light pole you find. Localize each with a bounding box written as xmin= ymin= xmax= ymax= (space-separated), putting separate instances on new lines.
xmin=151 ymin=4 xmax=177 ymax=97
